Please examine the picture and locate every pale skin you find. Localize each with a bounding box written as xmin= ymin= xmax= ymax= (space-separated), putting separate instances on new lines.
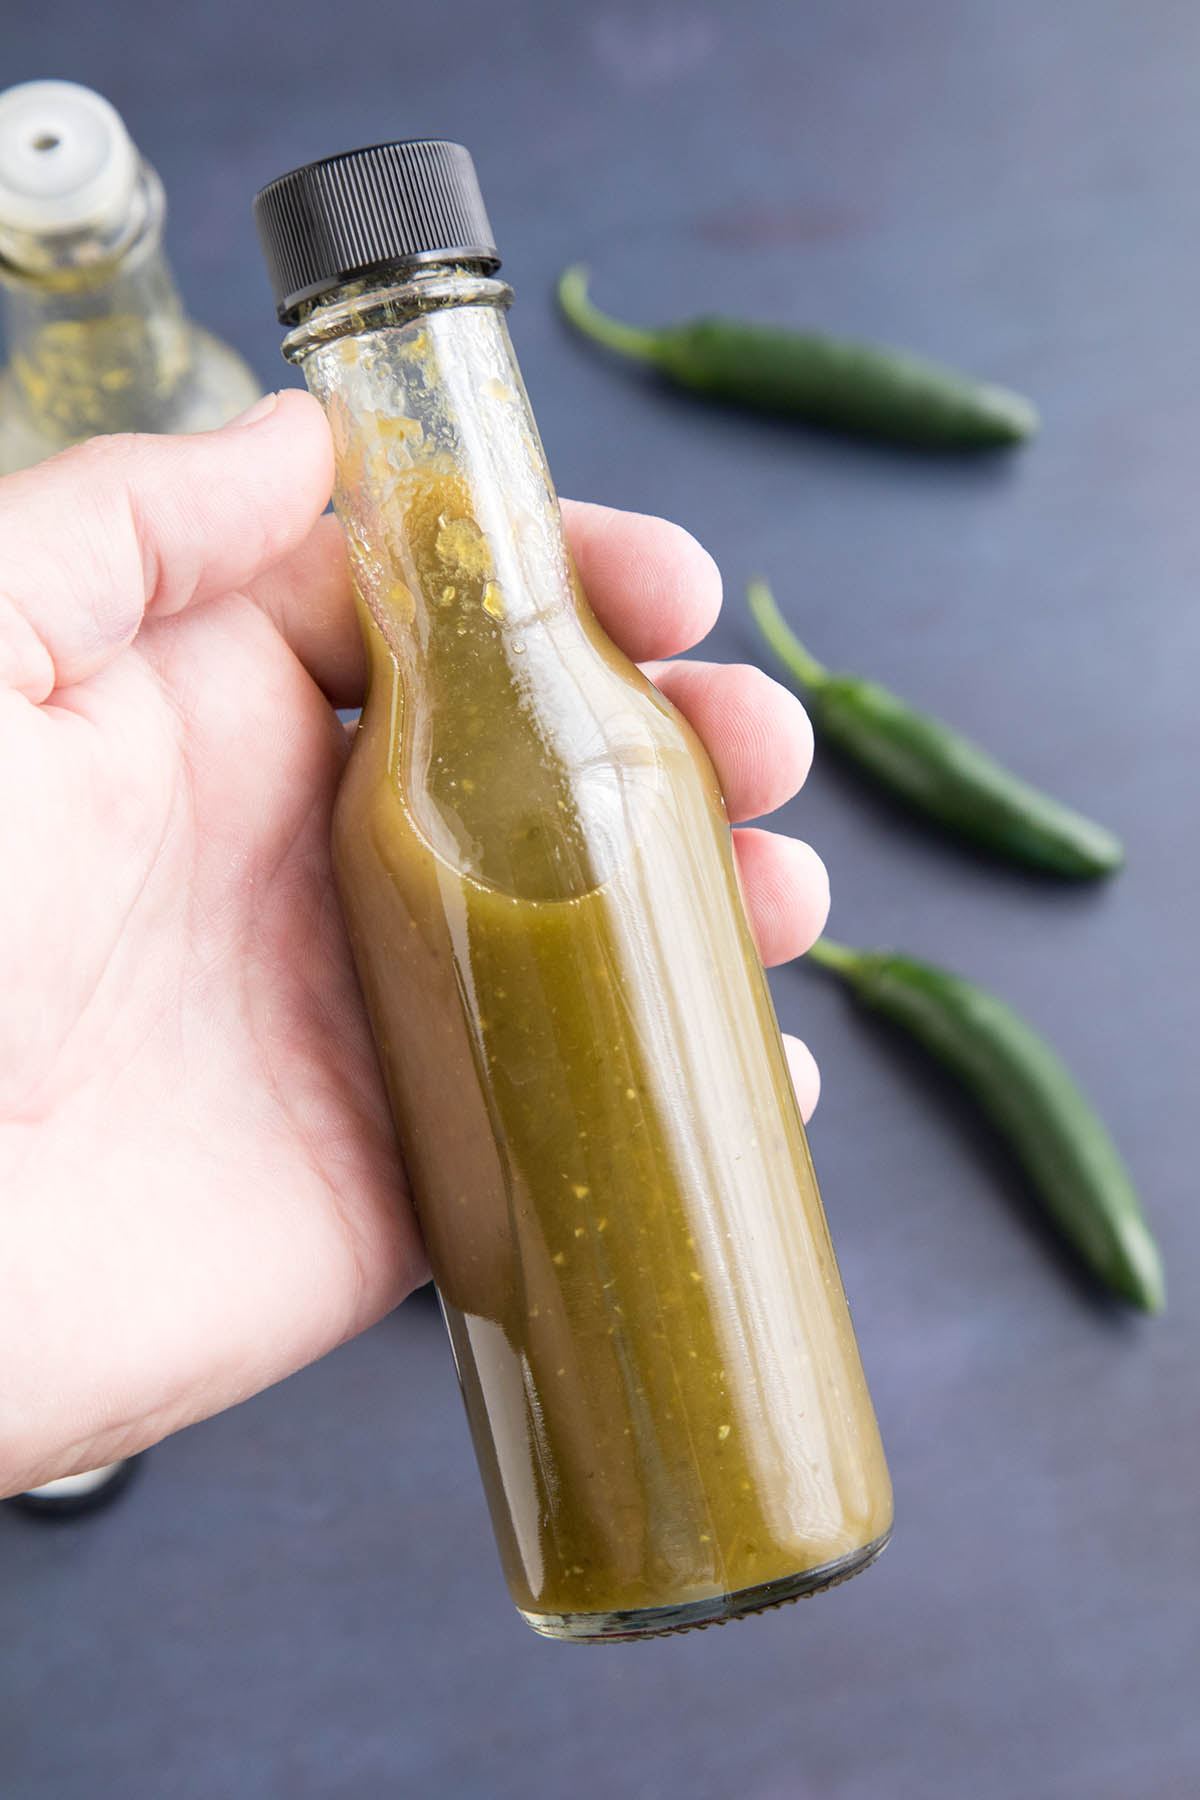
xmin=0 ymin=389 xmax=829 ymax=1496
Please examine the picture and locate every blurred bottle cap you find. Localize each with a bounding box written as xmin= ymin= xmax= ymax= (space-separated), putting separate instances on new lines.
xmin=0 ymin=79 xmax=139 ymax=240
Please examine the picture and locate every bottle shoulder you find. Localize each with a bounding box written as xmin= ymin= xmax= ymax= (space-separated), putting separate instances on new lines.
xmin=336 ymin=641 xmax=727 ymax=906
xmin=153 ymin=324 xmax=262 ymax=431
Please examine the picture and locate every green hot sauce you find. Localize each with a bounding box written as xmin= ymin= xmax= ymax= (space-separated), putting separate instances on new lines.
xmin=259 ymin=143 xmax=892 ymax=1639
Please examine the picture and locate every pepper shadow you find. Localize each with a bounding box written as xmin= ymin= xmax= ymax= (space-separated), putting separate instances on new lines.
xmin=559 ymin=331 xmax=1035 ymax=492
xmin=742 ymin=678 xmax=1123 ymax=905
xmin=808 ymin=966 xmax=1147 ymax=1329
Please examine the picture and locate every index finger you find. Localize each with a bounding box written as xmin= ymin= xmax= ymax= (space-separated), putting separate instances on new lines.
xmin=254 ymin=499 xmax=723 ymax=708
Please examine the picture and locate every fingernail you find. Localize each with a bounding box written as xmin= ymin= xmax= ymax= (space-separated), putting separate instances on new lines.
xmin=228 ymin=392 xmax=279 ymax=429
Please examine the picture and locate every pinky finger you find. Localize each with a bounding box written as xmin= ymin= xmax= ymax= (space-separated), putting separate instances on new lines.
xmin=783 ymin=1033 xmax=821 ymax=1122
xmin=733 ymin=827 xmax=830 ymax=967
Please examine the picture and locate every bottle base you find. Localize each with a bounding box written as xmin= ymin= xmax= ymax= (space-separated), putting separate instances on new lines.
xmin=5 ymin=1456 xmax=141 ymax=1520
xmin=519 ymin=1527 xmax=892 ymax=1642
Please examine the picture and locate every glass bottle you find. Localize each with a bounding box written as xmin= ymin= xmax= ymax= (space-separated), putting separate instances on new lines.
xmin=0 ymin=81 xmax=261 ymax=1519
xmin=6 ymin=1458 xmax=140 ymax=1519
xmin=0 ymin=79 xmax=259 ymax=475
xmin=256 ymin=142 xmax=893 ymax=1640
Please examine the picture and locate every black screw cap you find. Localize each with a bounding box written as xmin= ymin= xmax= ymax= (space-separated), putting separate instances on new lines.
xmin=254 ymin=140 xmax=499 ymax=324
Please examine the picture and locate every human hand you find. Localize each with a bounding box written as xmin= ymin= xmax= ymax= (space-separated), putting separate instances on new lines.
xmin=0 ymin=391 xmax=828 ymax=1493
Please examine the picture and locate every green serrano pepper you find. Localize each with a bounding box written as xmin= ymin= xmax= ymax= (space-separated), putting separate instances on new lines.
xmin=749 ymin=579 xmax=1123 ymax=879
xmin=557 ymin=265 xmax=1037 ymax=449
xmin=808 ymin=937 xmax=1164 ymax=1313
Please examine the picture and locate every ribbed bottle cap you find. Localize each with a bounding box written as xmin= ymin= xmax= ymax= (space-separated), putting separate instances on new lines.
xmin=254 ymin=140 xmax=499 ymax=324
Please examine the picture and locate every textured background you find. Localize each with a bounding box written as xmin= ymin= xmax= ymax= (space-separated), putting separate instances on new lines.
xmin=2 ymin=3 xmax=1198 ymax=1796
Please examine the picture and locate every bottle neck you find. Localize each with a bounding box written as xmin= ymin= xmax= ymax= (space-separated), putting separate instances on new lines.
xmin=281 ymin=260 xmax=512 ymax=363
xmin=0 ymin=164 xmax=192 ymax=441
xmin=283 ymin=263 xmax=542 ymax=667
xmin=289 ymin=263 xmax=645 ymax=898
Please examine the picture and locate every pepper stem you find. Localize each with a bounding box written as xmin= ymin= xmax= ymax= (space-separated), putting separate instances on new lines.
xmin=805 ymin=936 xmax=864 ymax=978
xmin=556 ymin=265 xmax=664 ymax=366
xmin=746 ymin=579 xmax=830 ymax=692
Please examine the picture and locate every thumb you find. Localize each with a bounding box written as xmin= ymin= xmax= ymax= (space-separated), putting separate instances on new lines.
xmin=0 ymin=388 xmax=333 ymax=701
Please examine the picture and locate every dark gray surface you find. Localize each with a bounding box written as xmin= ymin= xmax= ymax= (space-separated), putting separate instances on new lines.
xmin=2 ymin=3 xmax=1198 ymax=1796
